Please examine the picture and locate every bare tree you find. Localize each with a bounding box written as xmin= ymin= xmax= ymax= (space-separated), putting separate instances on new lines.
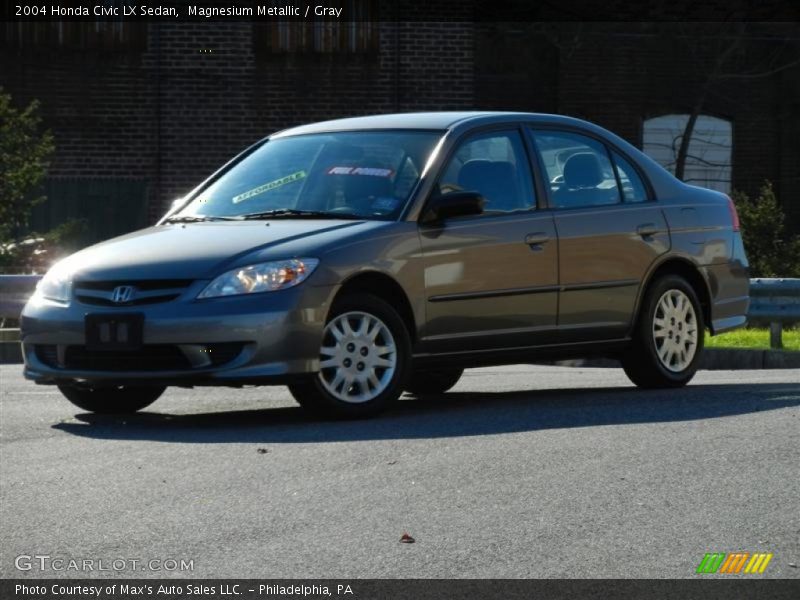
xmin=673 ymin=23 xmax=800 ymax=181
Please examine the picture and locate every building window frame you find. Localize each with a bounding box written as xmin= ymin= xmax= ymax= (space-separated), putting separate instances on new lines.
xmin=642 ymin=113 xmax=733 ymax=194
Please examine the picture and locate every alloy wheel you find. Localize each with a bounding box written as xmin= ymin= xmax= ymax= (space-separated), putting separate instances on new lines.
xmin=317 ymin=311 xmax=397 ymax=403
xmin=652 ymin=289 xmax=699 ymax=372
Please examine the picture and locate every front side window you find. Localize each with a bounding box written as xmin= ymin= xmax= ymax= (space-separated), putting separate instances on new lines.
xmin=531 ymin=130 xmax=620 ymax=209
xmin=437 ymin=130 xmax=536 ymax=214
xmin=177 ymin=131 xmax=441 ymax=220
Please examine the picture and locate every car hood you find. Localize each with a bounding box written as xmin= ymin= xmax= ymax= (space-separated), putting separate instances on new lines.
xmin=56 ymin=219 xmax=386 ymax=281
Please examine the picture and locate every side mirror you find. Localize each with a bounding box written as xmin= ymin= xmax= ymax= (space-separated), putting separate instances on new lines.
xmin=421 ymin=191 xmax=485 ymax=224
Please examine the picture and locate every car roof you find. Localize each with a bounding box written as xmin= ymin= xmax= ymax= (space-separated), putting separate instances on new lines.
xmin=270 ymin=111 xmax=596 ymax=138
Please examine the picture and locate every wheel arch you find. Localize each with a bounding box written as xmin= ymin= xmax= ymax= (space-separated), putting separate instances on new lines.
xmin=633 ymin=257 xmax=713 ymax=334
xmin=331 ymin=271 xmax=418 ymax=342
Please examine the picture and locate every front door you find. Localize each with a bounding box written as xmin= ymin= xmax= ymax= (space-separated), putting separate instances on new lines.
xmin=418 ymin=129 xmax=559 ymax=353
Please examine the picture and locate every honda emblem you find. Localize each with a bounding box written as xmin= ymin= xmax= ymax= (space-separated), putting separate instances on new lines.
xmin=110 ymin=285 xmax=136 ymax=304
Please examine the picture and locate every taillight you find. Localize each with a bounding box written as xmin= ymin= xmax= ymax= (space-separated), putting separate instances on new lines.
xmin=726 ymin=195 xmax=740 ymax=231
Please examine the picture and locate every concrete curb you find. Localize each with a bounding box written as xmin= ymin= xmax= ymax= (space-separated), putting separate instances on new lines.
xmin=2 ymin=340 xmax=798 ymax=369
xmin=701 ymin=348 xmax=800 ymax=370
xmin=550 ymin=348 xmax=800 ymax=370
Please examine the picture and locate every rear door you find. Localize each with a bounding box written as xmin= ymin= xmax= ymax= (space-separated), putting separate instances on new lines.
xmin=529 ymin=128 xmax=669 ymax=341
xmin=418 ymin=128 xmax=559 ymax=353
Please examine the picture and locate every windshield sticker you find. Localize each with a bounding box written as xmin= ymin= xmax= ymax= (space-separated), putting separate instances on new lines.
xmin=232 ymin=170 xmax=307 ymax=204
xmin=372 ymin=197 xmax=400 ymax=211
xmin=327 ymin=166 xmax=394 ymax=178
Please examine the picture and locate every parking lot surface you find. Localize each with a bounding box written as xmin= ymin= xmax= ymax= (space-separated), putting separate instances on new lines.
xmin=1 ymin=365 xmax=798 ymax=578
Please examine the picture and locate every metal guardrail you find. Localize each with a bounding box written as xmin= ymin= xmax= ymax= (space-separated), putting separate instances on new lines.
xmin=0 ymin=275 xmax=798 ymax=347
xmin=749 ymin=278 xmax=800 ymax=349
xmin=0 ymin=274 xmax=41 ymax=327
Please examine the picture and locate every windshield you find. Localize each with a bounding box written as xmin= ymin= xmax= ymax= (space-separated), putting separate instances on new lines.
xmin=176 ymin=131 xmax=442 ymax=220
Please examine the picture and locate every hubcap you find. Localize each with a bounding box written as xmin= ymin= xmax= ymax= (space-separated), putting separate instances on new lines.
xmin=652 ymin=289 xmax=698 ymax=372
xmin=317 ymin=311 xmax=397 ymax=404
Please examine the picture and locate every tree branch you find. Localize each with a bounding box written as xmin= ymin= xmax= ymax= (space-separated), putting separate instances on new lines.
xmin=714 ymin=56 xmax=800 ymax=81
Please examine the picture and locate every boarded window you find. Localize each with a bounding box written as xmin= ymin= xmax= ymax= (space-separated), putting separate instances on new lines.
xmin=255 ymin=1 xmax=378 ymax=54
xmin=1 ymin=16 xmax=146 ymax=52
xmin=643 ymin=114 xmax=732 ymax=193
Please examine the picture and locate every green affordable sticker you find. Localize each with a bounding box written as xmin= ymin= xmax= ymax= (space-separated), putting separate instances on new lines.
xmin=232 ymin=170 xmax=307 ymax=204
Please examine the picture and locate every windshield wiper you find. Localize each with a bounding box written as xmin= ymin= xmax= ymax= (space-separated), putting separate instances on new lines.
xmin=163 ymin=215 xmax=238 ymax=223
xmin=239 ymin=209 xmax=364 ymax=220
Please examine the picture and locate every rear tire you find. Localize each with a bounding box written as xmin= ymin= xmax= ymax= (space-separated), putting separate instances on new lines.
xmin=621 ymin=274 xmax=704 ymax=388
xmin=58 ymin=384 xmax=165 ymax=414
xmin=405 ymin=368 xmax=463 ymax=396
xmin=288 ymin=293 xmax=411 ymax=418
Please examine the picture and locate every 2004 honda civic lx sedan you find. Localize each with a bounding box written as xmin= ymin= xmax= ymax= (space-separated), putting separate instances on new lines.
xmin=21 ymin=112 xmax=750 ymax=417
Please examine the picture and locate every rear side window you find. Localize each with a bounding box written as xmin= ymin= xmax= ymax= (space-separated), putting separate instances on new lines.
xmin=437 ymin=130 xmax=536 ymax=214
xmin=530 ymin=129 xmax=620 ymax=209
xmin=612 ymin=151 xmax=648 ymax=203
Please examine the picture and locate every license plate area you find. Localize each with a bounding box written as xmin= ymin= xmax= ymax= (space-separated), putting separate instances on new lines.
xmin=85 ymin=313 xmax=144 ymax=351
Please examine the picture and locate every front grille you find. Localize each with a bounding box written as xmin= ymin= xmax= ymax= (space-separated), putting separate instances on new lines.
xmin=35 ymin=342 xmax=245 ymax=372
xmin=65 ymin=345 xmax=192 ymax=371
xmin=74 ymin=279 xmax=193 ymax=306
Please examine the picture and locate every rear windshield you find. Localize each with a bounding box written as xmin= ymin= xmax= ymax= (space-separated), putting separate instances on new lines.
xmin=178 ymin=131 xmax=442 ymax=220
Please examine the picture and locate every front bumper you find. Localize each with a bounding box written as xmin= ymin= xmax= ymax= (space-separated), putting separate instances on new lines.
xmin=21 ymin=281 xmax=337 ymax=386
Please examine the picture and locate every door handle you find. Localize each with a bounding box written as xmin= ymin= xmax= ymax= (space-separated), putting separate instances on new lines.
xmin=525 ymin=232 xmax=550 ymax=246
xmin=636 ymin=223 xmax=658 ymax=237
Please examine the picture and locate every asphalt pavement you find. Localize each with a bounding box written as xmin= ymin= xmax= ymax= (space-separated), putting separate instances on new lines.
xmin=1 ymin=364 xmax=798 ymax=579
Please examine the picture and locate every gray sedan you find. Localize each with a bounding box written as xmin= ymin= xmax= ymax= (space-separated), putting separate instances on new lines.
xmin=21 ymin=112 xmax=750 ymax=417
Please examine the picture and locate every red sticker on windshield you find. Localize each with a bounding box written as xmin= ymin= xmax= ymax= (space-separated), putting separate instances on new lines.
xmin=327 ymin=166 xmax=394 ymax=178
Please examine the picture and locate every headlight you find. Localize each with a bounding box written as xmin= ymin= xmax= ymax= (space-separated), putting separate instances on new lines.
xmin=34 ymin=265 xmax=72 ymax=304
xmin=198 ymin=258 xmax=319 ymax=299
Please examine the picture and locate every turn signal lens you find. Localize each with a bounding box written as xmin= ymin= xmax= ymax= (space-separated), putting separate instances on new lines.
xmin=726 ymin=195 xmax=741 ymax=232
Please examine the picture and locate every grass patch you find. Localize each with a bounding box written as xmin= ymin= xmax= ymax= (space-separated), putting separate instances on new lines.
xmin=705 ymin=328 xmax=800 ymax=352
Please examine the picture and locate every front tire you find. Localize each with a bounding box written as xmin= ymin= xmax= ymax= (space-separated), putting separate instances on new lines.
xmin=621 ymin=274 xmax=704 ymax=388
xmin=405 ymin=368 xmax=464 ymax=396
xmin=58 ymin=384 xmax=165 ymax=414
xmin=288 ymin=293 xmax=411 ymax=418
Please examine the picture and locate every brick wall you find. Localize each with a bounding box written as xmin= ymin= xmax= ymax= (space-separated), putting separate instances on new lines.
xmin=2 ymin=21 xmax=798 ymax=230
xmin=0 ymin=20 xmax=475 ymax=225
xmin=474 ymin=23 xmax=800 ymax=225
xmin=0 ymin=41 xmax=155 ymax=206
